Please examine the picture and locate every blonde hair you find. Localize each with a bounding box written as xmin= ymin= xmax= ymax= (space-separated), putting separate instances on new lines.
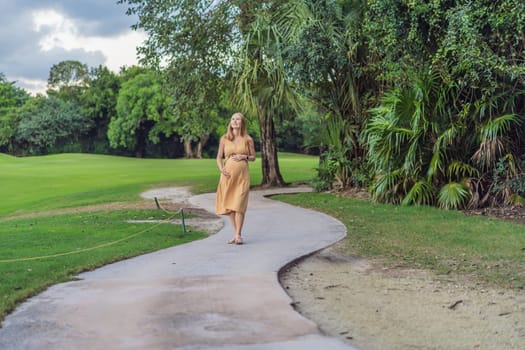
xmin=225 ymin=112 xmax=247 ymax=141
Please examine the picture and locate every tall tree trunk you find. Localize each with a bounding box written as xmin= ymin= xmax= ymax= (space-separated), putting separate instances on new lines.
xmin=258 ymin=106 xmax=285 ymax=187
xmin=195 ymin=134 xmax=209 ymax=159
xmin=135 ymin=126 xmax=147 ymax=158
xmin=183 ymin=139 xmax=193 ymax=158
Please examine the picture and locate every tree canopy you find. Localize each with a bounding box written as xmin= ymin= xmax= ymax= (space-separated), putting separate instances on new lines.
xmin=108 ymin=70 xmax=171 ymax=158
xmin=3 ymin=0 xmax=525 ymax=208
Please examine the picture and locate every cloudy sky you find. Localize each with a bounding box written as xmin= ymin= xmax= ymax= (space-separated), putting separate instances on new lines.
xmin=0 ymin=0 xmax=147 ymax=94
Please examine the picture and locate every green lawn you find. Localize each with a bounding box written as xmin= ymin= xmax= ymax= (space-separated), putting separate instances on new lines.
xmin=1 ymin=152 xmax=318 ymax=217
xmin=0 ymin=152 xmax=318 ymax=322
xmin=10 ymin=152 xmax=523 ymax=325
xmin=0 ymin=209 xmax=204 ymax=322
xmin=275 ymin=192 xmax=525 ymax=290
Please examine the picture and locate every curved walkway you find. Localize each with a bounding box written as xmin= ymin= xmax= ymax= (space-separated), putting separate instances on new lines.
xmin=0 ymin=187 xmax=358 ymax=350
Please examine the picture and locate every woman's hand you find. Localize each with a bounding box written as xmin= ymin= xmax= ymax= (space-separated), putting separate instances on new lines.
xmin=221 ymin=168 xmax=231 ymax=178
xmin=231 ymin=154 xmax=248 ymax=161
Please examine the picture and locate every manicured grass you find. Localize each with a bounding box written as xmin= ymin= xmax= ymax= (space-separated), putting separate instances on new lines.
xmin=274 ymin=192 xmax=525 ymax=289
xmin=0 ymin=152 xmax=318 ymax=322
xmin=1 ymin=152 xmax=318 ymax=217
xmin=0 ymin=209 xmax=205 ymax=322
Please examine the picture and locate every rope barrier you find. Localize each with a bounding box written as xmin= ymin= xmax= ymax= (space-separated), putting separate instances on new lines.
xmin=0 ymin=199 xmax=185 ymax=263
xmin=155 ymin=197 xmax=186 ymax=235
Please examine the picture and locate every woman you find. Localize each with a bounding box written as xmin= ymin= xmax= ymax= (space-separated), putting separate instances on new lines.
xmin=215 ymin=112 xmax=256 ymax=245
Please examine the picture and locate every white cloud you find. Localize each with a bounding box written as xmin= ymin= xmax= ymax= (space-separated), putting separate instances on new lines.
xmin=80 ymin=31 xmax=146 ymax=72
xmin=33 ymin=9 xmax=77 ymax=51
xmin=33 ymin=9 xmax=146 ymax=71
xmin=12 ymin=77 xmax=48 ymax=96
xmin=19 ymin=8 xmax=146 ymax=94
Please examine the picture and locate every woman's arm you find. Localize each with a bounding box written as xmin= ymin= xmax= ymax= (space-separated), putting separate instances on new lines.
xmin=216 ymin=138 xmax=225 ymax=171
xmin=217 ymin=138 xmax=231 ymax=178
xmin=246 ymin=136 xmax=256 ymax=162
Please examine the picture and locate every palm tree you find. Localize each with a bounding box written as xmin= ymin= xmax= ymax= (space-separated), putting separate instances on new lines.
xmin=232 ymin=1 xmax=302 ymax=187
xmin=279 ymin=0 xmax=375 ymax=189
xmin=364 ymin=67 xmax=522 ymax=209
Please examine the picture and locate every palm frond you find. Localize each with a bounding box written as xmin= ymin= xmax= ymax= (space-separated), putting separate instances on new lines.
xmin=447 ymin=160 xmax=480 ymax=180
xmin=427 ymin=147 xmax=447 ymax=180
xmin=427 ymin=124 xmax=460 ymax=179
xmin=472 ymin=114 xmax=520 ymax=168
xmin=373 ymin=169 xmax=402 ymax=204
xmin=437 ymin=182 xmax=470 ymax=210
xmin=479 ymin=114 xmax=520 ymax=142
xmin=402 ymin=180 xmax=434 ymax=206
xmin=471 ymin=139 xmax=504 ymax=168
xmin=275 ymin=0 xmax=313 ymax=41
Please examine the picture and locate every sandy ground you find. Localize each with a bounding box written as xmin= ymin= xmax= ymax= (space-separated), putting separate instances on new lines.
xmin=280 ymin=242 xmax=525 ymax=350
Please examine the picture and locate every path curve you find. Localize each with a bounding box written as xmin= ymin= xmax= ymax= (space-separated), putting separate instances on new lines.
xmin=0 ymin=187 xmax=358 ymax=350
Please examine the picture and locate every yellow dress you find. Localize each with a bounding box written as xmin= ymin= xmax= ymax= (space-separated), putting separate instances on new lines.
xmin=215 ymin=138 xmax=250 ymax=215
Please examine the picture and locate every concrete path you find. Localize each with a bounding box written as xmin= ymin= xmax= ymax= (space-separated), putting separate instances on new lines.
xmin=0 ymin=187 xmax=358 ymax=350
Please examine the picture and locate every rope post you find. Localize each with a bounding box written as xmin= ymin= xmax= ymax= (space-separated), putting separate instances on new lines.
xmin=154 ymin=197 xmax=185 ymax=235
xmin=180 ymin=208 xmax=186 ymax=235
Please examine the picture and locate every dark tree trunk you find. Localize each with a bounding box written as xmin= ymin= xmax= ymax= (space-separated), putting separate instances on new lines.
xmin=135 ymin=126 xmax=147 ymax=158
xmin=258 ymin=106 xmax=285 ymax=187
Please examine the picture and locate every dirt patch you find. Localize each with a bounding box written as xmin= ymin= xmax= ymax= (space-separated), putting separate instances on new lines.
xmin=335 ymin=187 xmax=372 ymax=201
xmin=280 ymin=239 xmax=525 ymax=350
xmin=464 ymin=205 xmax=525 ymax=225
xmin=0 ymin=201 xmax=164 ymax=221
xmin=280 ymin=189 xmax=525 ymax=349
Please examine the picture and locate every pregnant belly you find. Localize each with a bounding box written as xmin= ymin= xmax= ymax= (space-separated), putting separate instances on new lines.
xmin=225 ymin=159 xmax=248 ymax=176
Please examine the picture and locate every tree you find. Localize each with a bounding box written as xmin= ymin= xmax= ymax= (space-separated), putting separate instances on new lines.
xmin=282 ymin=0 xmax=376 ymax=189
xmin=233 ymin=1 xmax=305 ymax=186
xmin=362 ymin=0 xmax=525 ymax=208
xmin=108 ymin=70 xmax=171 ymax=157
xmin=364 ymin=68 xmax=522 ymax=209
xmin=80 ymin=66 xmax=121 ymax=153
xmin=119 ymin=0 xmax=298 ymax=184
xmin=0 ymin=74 xmax=30 ymax=108
xmin=15 ymin=96 xmax=89 ymax=155
xmin=47 ymin=60 xmax=89 ymax=102
xmin=118 ymin=0 xmax=234 ymax=158
xmin=0 ymin=74 xmax=31 ymax=152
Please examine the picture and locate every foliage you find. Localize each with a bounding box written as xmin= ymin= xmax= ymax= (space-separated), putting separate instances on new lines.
xmin=318 ymin=113 xmax=354 ymax=189
xmin=365 ymin=68 xmax=445 ymax=204
xmin=437 ymin=182 xmax=470 ymax=210
xmin=14 ymin=96 xmax=89 ymax=155
xmin=0 ymin=74 xmax=30 ymax=109
xmin=232 ymin=0 xmax=304 ymax=186
xmin=47 ymin=60 xmax=90 ymax=102
xmin=283 ymin=0 xmax=376 ymax=189
xmin=285 ymin=0 xmax=373 ymax=119
xmin=0 ymin=107 xmax=20 ymax=152
xmin=360 ymin=0 xmax=525 ymax=208
xmin=80 ymin=66 xmax=121 ymax=153
xmin=118 ymin=0 xmax=236 ymax=158
xmin=0 ymin=75 xmax=31 ymax=151
xmin=275 ymin=109 xmax=320 ymax=154
xmin=364 ymin=66 xmax=522 ymax=207
xmin=108 ymin=70 xmax=172 ymax=157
